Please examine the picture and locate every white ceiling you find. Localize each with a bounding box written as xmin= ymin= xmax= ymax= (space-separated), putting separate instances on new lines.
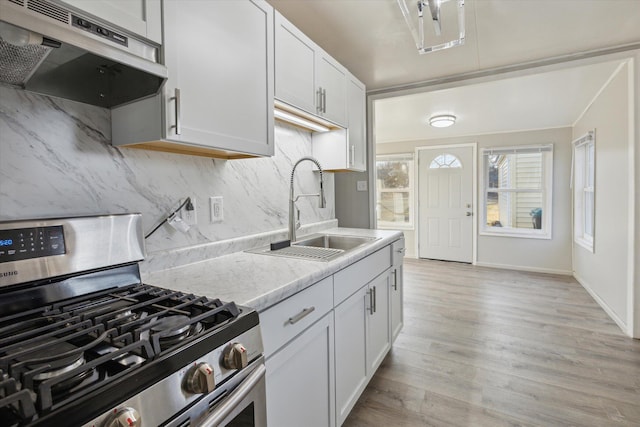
xmin=268 ymin=0 xmax=640 ymax=91
xmin=268 ymin=0 xmax=639 ymax=143
xmin=374 ymin=59 xmax=623 ymax=142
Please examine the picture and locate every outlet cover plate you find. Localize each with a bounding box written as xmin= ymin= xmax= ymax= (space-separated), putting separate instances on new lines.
xmin=180 ymin=197 xmax=197 ymax=226
xmin=210 ymin=196 xmax=223 ymax=223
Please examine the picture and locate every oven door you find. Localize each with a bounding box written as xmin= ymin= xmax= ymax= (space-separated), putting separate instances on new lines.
xmin=169 ymin=357 xmax=267 ymax=427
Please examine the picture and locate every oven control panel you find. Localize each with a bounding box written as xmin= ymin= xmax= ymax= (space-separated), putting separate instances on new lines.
xmin=0 ymin=225 xmax=66 ymax=263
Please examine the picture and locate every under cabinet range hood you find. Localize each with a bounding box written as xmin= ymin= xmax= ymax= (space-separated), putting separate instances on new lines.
xmin=0 ymin=0 xmax=167 ymax=108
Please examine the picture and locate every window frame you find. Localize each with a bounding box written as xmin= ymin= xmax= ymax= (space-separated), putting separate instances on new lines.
xmin=573 ymin=131 xmax=595 ymax=252
xmin=375 ymin=154 xmax=415 ymax=230
xmin=480 ymin=144 xmax=554 ymax=239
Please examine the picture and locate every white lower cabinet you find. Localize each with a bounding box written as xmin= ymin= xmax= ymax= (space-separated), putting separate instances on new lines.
xmin=366 ymin=273 xmax=391 ymax=374
xmin=390 ymin=264 xmax=404 ymax=342
xmin=262 ymin=240 xmax=403 ymax=427
xmin=334 ymin=272 xmax=390 ymax=426
xmin=390 ymin=238 xmax=405 ymax=342
xmin=334 ymin=286 xmax=368 ymax=426
xmin=265 ymin=313 xmax=335 ymax=427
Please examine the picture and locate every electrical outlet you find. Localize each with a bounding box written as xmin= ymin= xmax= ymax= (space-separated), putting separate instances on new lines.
xmin=180 ymin=197 xmax=197 ymax=226
xmin=356 ymin=181 xmax=368 ymax=192
xmin=210 ymin=196 xmax=223 ymax=223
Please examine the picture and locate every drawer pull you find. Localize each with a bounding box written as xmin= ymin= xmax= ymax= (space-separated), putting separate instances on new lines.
xmin=171 ymin=88 xmax=181 ymax=135
xmin=288 ymin=307 xmax=315 ymax=325
xmin=373 ymin=285 xmax=377 ymax=313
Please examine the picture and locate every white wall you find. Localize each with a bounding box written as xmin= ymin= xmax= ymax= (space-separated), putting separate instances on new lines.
xmin=572 ymin=61 xmax=633 ymax=333
xmin=377 ymin=127 xmax=573 ymax=274
xmin=0 ymin=85 xmax=335 ymax=254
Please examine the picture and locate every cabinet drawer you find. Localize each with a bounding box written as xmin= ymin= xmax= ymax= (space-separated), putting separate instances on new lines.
xmin=334 ymin=246 xmax=391 ymax=305
xmin=260 ymin=276 xmax=333 ymax=358
xmin=392 ymin=238 xmax=405 ymax=267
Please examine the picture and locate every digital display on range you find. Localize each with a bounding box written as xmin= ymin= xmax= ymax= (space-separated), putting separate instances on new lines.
xmin=0 ymin=225 xmax=66 ymax=263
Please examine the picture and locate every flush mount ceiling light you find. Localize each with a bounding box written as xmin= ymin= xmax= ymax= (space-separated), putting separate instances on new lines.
xmin=397 ymin=0 xmax=465 ymax=54
xmin=429 ymin=114 xmax=456 ymax=128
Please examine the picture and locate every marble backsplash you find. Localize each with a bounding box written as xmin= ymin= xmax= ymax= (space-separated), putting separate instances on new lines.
xmin=0 ymin=85 xmax=335 ymax=257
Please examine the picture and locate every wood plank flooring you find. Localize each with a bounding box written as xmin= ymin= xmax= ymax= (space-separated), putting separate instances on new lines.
xmin=343 ymin=259 xmax=640 ymax=427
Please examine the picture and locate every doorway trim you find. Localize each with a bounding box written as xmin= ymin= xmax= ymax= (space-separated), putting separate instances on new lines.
xmin=415 ymin=143 xmax=478 ymax=264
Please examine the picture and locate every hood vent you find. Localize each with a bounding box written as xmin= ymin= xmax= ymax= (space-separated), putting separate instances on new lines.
xmin=0 ymin=40 xmax=50 ymax=85
xmin=0 ymin=0 xmax=167 ymax=108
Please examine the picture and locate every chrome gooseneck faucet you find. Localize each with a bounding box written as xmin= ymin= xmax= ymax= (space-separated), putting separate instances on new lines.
xmin=289 ymin=157 xmax=326 ymax=243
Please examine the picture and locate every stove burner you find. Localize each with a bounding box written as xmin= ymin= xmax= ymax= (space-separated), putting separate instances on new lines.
xmin=32 ymin=356 xmax=85 ymax=381
xmin=151 ymin=315 xmax=204 ymax=350
xmin=15 ymin=339 xmax=84 ymax=372
xmin=151 ymin=315 xmax=191 ymax=337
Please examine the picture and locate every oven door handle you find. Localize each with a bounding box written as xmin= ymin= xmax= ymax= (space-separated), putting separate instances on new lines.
xmin=200 ymin=363 xmax=266 ymax=427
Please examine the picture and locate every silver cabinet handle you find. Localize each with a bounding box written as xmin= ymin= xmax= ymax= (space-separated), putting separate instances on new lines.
xmin=171 ymin=88 xmax=181 ymax=135
xmin=392 ymin=270 xmax=398 ymax=291
xmin=372 ymin=285 xmax=377 ymax=313
xmin=316 ymin=87 xmax=323 ymax=114
xmin=201 ymin=363 xmax=266 ymax=427
xmin=322 ymin=88 xmax=327 ymax=113
xmin=466 ymin=212 xmax=473 ymax=216
xmin=288 ymin=306 xmax=315 ymax=324
xmin=367 ymin=288 xmax=374 ymax=315
xmin=349 ymin=145 xmax=355 ymax=166
xmin=396 ymin=248 xmax=406 ymax=254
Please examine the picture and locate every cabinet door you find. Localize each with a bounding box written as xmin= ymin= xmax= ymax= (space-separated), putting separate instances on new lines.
xmin=346 ymin=76 xmax=366 ymax=171
xmin=390 ymin=266 xmax=404 ymax=342
xmin=52 ymin=0 xmax=162 ymax=43
xmin=334 ymin=286 xmax=368 ymax=426
xmin=275 ymin=12 xmax=317 ymax=115
xmin=316 ymin=53 xmax=347 ymax=127
xmin=366 ymin=273 xmax=390 ymax=374
xmin=266 ymin=313 xmax=335 ymax=427
xmin=163 ymin=0 xmax=274 ymax=157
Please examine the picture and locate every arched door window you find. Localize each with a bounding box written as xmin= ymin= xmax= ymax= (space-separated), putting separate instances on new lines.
xmin=429 ymin=154 xmax=462 ymax=169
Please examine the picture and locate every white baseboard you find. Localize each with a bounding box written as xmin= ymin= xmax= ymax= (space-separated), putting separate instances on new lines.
xmin=474 ymin=261 xmax=572 ymax=276
xmin=573 ymin=272 xmax=630 ymax=336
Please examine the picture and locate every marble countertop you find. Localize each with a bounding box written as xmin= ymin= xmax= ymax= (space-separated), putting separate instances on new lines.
xmin=142 ymin=227 xmax=403 ymax=312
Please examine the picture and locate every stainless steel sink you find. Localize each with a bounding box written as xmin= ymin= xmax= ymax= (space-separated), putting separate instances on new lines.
xmin=247 ymin=234 xmax=378 ymax=261
xmin=293 ymin=234 xmax=377 ymax=251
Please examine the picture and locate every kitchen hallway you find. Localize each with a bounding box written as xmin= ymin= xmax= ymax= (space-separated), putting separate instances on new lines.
xmin=343 ymin=259 xmax=640 ymax=426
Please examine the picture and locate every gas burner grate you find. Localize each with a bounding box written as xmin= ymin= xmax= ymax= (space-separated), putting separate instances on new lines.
xmin=0 ymin=282 xmax=242 ymax=424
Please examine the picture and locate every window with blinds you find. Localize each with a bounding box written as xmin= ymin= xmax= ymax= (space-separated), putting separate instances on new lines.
xmin=573 ymin=131 xmax=595 ymax=252
xmin=376 ymin=154 xmax=414 ymax=229
xmin=481 ymin=144 xmax=553 ymax=239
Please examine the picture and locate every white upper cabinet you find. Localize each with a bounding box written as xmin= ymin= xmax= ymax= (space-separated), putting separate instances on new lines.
xmin=50 ymin=0 xmax=162 ymax=43
xmin=312 ymin=73 xmax=366 ymax=171
xmin=346 ymin=74 xmax=367 ymax=171
xmin=274 ymin=13 xmax=316 ymax=115
xmin=112 ymin=0 xmax=275 ymax=159
xmin=315 ymin=52 xmax=347 ymax=126
xmin=274 ymin=12 xmax=347 ymax=127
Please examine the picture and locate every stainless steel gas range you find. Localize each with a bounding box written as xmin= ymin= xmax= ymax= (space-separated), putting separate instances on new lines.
xmin=0 ymin=214 xmax=266 ymax=427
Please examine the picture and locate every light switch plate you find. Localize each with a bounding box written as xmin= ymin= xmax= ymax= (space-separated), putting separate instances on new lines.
xmin=210 ymin=196 xmax=223 ymax=223
xmin=356 ymin=181 xmax=368 ymax=192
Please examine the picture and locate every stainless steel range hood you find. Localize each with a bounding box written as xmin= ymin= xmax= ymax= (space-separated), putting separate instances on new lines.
xmin=0 ymin=0 xmax=167 ymax=108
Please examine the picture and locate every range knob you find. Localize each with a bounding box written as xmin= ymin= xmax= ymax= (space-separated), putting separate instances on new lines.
xmin=184 ymin=362 xmax=215 ymax=394
xmin=101 ymin=407 xmax=141 ymax=427
xmin=223 ymin=343 xmax=248 ymax=370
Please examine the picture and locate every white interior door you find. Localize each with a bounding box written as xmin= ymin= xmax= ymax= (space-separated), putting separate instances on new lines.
xmin=418 ymin=146 xmax=473 ymax=262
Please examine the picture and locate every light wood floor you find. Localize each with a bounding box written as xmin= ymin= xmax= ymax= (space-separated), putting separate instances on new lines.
xmin=343 ymin=259 xmax=640 ymax=427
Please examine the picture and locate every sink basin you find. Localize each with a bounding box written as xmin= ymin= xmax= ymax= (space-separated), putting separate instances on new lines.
xmin=247 ymin=234 xmax=378 ymax=262
xmin=293 ymin=234 xmax=377 ymax=251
